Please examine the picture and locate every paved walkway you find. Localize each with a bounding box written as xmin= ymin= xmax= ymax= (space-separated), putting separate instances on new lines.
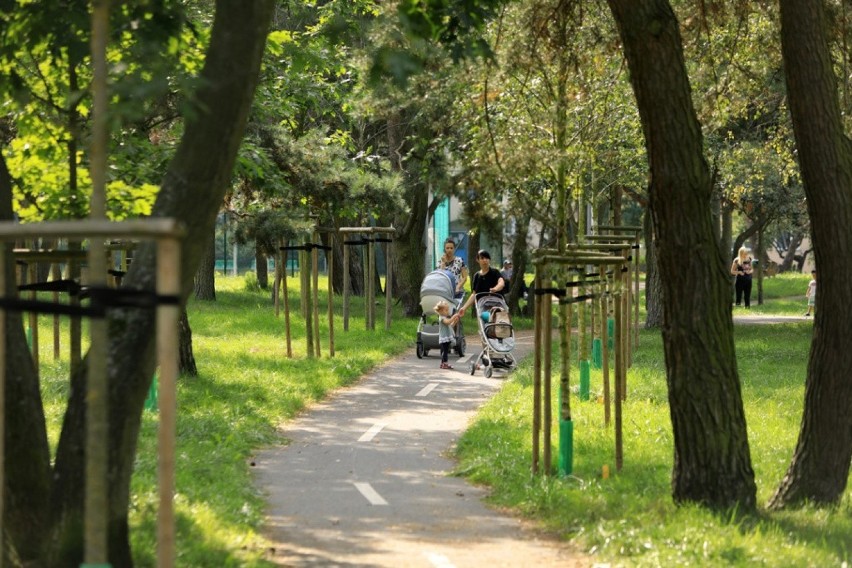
xmin=253 ymin=330 xmax=587 ymax=567
xmin=733 ymin=313 xmax=812 ymax=325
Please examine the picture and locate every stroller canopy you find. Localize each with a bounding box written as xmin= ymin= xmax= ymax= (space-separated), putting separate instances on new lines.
xmin=420 ymin=270 xmax=456 ymax=302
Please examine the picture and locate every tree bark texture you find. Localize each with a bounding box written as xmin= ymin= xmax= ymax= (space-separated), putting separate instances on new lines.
xmin=4 ymin=1 xmax=276 ymax=564
xmin=255 ymin=242 xmax=268 ymax=289
xmin=1 ymin=151 xmax=54 ymax=562
xmin=387 ymin=112 xmax=429 ymax=317
xmin=194 ymin=228 xmax=217 ymax=301
xmin=606 ymin=0 xmax=757 ymax=510
xmin=643 ymin=208 xmax=663 ymax=328
xmin=178 ymin=306 xmax=198 ymax=377
xmin=770 ymin=0 xmax=852 ymax=508
xmin=778 ymin=231 xmax=803 ymax=273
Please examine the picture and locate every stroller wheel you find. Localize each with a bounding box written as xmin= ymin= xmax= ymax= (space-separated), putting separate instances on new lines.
xmin=416 ymin=342 xmax=424 ymax=359
xmin=469 ymin=360 xmax=477 ymax=375
xmin=484 ymin=365 xmax=493 ymax=378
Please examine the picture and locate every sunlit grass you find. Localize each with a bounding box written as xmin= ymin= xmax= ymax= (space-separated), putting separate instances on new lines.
xmin=36 ymin=273 xmax=417 ymax=566
xmin=455 ymin=276 xmax=851 ymax=567
xmin=31 ymin=270 xmax=845 ymax=566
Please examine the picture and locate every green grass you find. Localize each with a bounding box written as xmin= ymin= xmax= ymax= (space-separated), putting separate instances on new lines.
xmin=455 ymin=277 xmax=850 ymax=567
xmin=31 ymin=270 xmax=846 ymax=566
xmin=733 ymin=272 xmax=813 ymax=316
xmin=35 ymin=274 xmax=416 ymax=566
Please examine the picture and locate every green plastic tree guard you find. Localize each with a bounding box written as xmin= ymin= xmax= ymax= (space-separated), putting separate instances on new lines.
xmin=607 ymin=317 xmax=615 ymax=350
xmin=579 ymin=360 xmax=591 ymax=401
xmin=559 ymin=419 xmax=574 ymax=476
xmin=592 ymin=338 xmax=602 ymax=368
xmin=144 ymin=374 xmax=158 ymax=411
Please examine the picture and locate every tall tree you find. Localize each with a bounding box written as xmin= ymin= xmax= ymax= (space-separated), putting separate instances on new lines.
xmin=605 ymin=0 xmax=757 ymax=510
xmin=2 ymin=0 xmax=275 ymax=563
xmin=769 ymin=0 xmax=852 ymax=508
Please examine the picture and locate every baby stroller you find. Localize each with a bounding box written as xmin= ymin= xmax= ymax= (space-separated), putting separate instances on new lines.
xmin=416 ymin=270 xmax=466 ymax=359
xmin=468 ymin=292 xmax=516 ymax=378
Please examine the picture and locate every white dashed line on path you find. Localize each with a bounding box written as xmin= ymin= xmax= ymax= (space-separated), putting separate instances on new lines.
xmin=425 ymin=552 xmax=457 ymax=568
xmin=357 ymin=422 xmax=387 ymax=442
xmin=416 ymin=382 xmax=439 ymax=397
xmin=353 ymin=482 xmax=388 ymax=506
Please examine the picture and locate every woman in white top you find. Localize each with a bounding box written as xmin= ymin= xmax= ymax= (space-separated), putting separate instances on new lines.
xmin=437 ymin=238 xmax=468 ymax=298
xmin=730 ymin=246 xmax=754 ymax=308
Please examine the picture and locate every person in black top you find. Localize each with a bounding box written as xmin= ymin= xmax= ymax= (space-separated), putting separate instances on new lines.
xmin=458 ymin=249 xmax=505 ymax=316
xmin=730 ymin=246 xmax=754 ymax=308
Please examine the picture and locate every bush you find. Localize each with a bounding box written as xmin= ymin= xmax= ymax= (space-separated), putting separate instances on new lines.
xmin=243 ymin=270 xmax=260 ymax=292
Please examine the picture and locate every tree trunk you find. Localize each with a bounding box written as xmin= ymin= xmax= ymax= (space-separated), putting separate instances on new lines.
xmin=756 ymin=223 xmax=765 ymax=305
xmin=606 ymin=0 xmax=757 ymax=511
xmin=1 ymin=151 xmax=54 ymax=563
xmin=779 ymin=231 xmax=803 ymax=273
xmin=504 ymin=210 xmax=531 ymax=316
xmin=178 ymin=307 xmax=198 ymax=377
xmin=643 ymin=207 xmax=663 ymax=328
xmin=387 ymin=112 xmax=429 ymax=317
xmin=770 ymin=0 xmax=852 ymax=508
xmin=1 ymin=2 xmax=276 ymax=564
xmin=194 ymin=228 xmax=217 ymax=301
xmin=255 ymin=242 xmax=268 ymax=289
xmin=720 ymin=199 xmax=733 ymax=262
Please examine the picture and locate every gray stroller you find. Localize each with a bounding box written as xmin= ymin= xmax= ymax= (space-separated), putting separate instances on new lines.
xmin=468 ymin=292 xmax=516 ymax=378
xmin=416 ymin=270 xmax=466 ymax=359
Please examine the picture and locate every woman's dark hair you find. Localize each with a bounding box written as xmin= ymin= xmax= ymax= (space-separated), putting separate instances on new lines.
xmin=444 ymin=237 xmax=456 ymax=247
xmin=477 ymin=249 xmax=491 ymax=260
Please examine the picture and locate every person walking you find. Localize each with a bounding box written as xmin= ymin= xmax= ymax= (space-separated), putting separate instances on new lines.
xmin=731 ymin=246 xmax=754 ymax=308
xmin=437 ymin=237 xmax=468 ymax=298
xmin=458 ymin=249 xmax=505 ymax=316
xmin=804 ymin=270 xmax=817 ymax=317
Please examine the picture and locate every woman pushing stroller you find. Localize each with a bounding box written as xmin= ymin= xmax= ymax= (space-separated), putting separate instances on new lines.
xmin=458 ymin=249 xmax=505 ymax=316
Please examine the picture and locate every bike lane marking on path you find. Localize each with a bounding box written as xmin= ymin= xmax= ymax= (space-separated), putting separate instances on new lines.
xmin=254 ymin=330 xmax=587 ymax=567
xmin=358 ymin=421 xmax=387 ymax=442
xmin=353 ymin=481 xmax=389 ymax=506
xmin=416 ymin=382 xmax=439 ymax=397
xmin=425 ymin=551 xmax=457 ymax=568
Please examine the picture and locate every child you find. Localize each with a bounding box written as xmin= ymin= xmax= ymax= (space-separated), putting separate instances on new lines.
xmin=804 ymin=270 xmax=817 ymax=317
xmin=434 ymin=300 xmax=459 ymax=369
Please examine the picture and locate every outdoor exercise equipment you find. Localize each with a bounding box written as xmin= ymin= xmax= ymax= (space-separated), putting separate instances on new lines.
xmin=532 ymin=248 xmax=629 ymax=477
xmin=339 ymin=226 xmax=395 ymax=331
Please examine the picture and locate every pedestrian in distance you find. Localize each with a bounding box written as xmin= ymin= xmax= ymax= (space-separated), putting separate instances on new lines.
xmin=731 ymin=246 xmax=754 ymax=308
xmin=804 ymin=269 xmax=817 ymax=317
xmin=500 ymin=259 xmax=513 ymax=283
xmin=458 ymin=249 xmax=505 ymax=316
xmin=434 ymin=300 xmax=459 ymax=369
